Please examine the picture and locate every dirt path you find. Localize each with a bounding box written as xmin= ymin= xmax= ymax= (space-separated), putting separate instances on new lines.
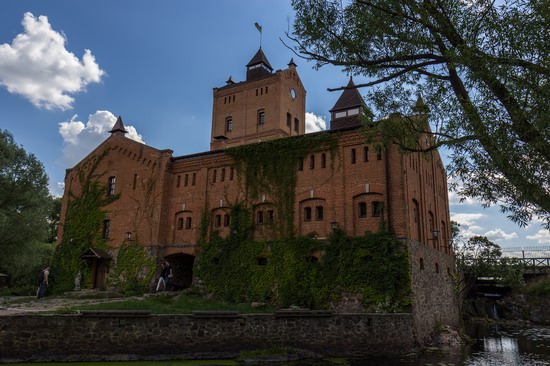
xmin=0 ymin=292 xmax=140 ymax=316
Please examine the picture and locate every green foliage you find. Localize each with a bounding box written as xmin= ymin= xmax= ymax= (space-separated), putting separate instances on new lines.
xmin=197 ymin=220 xmax=411 ymax=310
xmin=226 ymin=133 xmax=337 ymax=238
xmin=109 ymin=242 xmax=156 ymax=294
xmin=522 ymin=279 xmax=550 ymax=297
xmin=0 ymin=130 xmax=52 ymax=282
xmin=51 ymin=150 xmax=119 ymax=293
xmin=291 ymin=0 xmax=550 ymax=228
xmin=454 ymin=235 xmax=524 ymax=300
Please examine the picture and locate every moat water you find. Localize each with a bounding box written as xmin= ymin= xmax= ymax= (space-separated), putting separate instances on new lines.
xmin=6 ymin=321 xmax=550 ymax=365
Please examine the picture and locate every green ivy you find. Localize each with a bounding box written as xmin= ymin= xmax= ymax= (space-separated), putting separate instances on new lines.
xmin=196 ymin=208 xmax=411 ymax=310
xmin=226 ymin=133 xmax=337 ymax=238
xmin=51 ymin=150 xmax=119 ymax=294
xmin=108 ymin=242 xmax=157 ymax=295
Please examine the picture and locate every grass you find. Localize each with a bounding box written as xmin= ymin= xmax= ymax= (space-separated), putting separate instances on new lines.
xmin=10 ymin=361 xmax=237 ymax=366
xmin=521 ymin=279 xmax=550 ymax=297
xmin=60 ymin=293 xmax=275 ymax=314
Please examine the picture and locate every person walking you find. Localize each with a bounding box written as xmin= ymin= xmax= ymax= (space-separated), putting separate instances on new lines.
xmin=165 ymin=261 xmax=173 ymax=291
xmin=155 ymin=263 xmax=167 ymax=292
xmin=37 ymin=266 xmax=50 ymax=299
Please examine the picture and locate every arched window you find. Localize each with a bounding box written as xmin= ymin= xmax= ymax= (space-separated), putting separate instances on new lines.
xmin=258 ymin=110 xmax=265 ymax=125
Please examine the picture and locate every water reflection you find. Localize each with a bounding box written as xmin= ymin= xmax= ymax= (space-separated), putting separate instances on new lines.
xmin=5 ymin=322 xmax=550 ymax=366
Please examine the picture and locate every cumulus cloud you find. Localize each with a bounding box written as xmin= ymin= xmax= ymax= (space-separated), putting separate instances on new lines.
xmin=305 ymin=112 xmax=327 ymax=133
xmin=484 ymin=228 xmax=518 ymax=241
xmin=0 ymin=12 xmax=104 ymax=110
xmin=448 ymin=190 xmax=480 ymax=206
xmin=526 ymin=230 xmax=550 ymax=244
xmin=450 ymin=213 xmax=485 ymax=227
xmin=59 ymin=110 xmax=144 ymax=167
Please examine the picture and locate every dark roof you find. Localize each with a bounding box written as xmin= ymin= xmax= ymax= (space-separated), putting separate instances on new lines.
xmin=80 ymin=247 xmax=112 ymax=260
xmin=288 ymin=58 xmax=297 ymax=67
xmin=109 ymin=116 xmax=128 ymax=134
xmin=329 ymin=78 xmax=365 ymax=112
xmin=246 ymin=47 xmax=273 ymax=70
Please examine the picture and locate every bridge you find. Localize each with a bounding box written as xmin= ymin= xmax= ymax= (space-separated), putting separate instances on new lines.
xmin=501 ymin=246 xmax=550 ymax=277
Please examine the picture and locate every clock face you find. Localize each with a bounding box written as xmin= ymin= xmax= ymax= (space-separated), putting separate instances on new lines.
xmin=290 ymin=88 xmax=297 ymax=100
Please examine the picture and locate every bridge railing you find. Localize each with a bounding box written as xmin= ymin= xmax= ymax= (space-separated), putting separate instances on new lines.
xmin=501 ymin=246 xmax=550 ymax=259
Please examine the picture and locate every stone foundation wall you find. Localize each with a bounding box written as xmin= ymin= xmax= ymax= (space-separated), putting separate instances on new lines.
xmin=408 ymin=239 xmax=460 ymax=342
xmin=0 ymin=313 xmax=415 ymax=362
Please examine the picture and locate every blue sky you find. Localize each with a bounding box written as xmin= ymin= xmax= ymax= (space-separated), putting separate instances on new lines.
xmin=1 ymin=0 xmax=548 ymax=248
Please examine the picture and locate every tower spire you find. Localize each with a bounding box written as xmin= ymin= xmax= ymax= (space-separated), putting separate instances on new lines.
xmin=109 ymin=116 xmax=128 ymax=136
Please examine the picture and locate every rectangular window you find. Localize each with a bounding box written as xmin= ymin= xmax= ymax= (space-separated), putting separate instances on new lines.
xmin=364 ymin=146 xmax=369 ymax=162
xmin=316 ymin=206 xmax=324 ymax=221
xmin=265 ymin=86 xmax=268 ymax=94
xmin=230 ymin=167 xmax=234 ymax=180
xmin=186 ymin=217 xmax=192 ymax=230
xmin=294 ymin=118 xmax=299 ymax=132
xmin=287 ymin=113 xmax=291 ymax=127
xmin=377 ymin=150 xmax=382 ymax=160
xmin=133 ymin=174 xmax=137 ymax=190
xmin=192 ymin=172 xmax=196 ymax=186
xmin=304 ymin=207 xmax=312 ymax=222
xmin=321 ymin=153 xmax=326 ymax=168
xmin=335 ymin=111 xmax=347 ymax=118
xmin=224 ymin=214 xmax=230 ymax=227
xmin=102 ymin=220 xmax=110 ymax=239
xmin=221 ymin=168 xmax=225 ymax=182
xmin=226 ymin=118 xmax=233 ymax=132
xmin=298 ymin=158 xmax=304 ymax=171
xmin=176 ymin=175 xmax=181 ymax=188
xmin=268 ymin=210 xmax=274 ymax=223
xmin=257 ymin=211 xmax=264 ymax=224
xmin=178 ymin=218 xmax=184 ymax=230
xmin=359 ymin=202 xmax=367 ymax=218
xmin=258 ymin=110 xmax=265 ymax=125
xmin=372 ymin=201 xmax=383 ymax=217
xmin=351 ymin=148 xmax=356 ymax=164
xmin=212 ymin=169 xmax=217 ymax=183
xmin=348 ymin=108 xmax=359 ymax=116
xmin=184 ymin=174 xmax=189 ymax=187
xmin=215 ymin=214 xmax=222 ymax=228
xmin=107 ymin=176 xmax=116 ymax=196
xmin=310 ymin=154 xmax=315 ymax=169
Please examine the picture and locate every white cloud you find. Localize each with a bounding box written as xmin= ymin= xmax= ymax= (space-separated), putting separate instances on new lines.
xmin=448 ymin=190 xmax=480 ymax=206
xmin=526 ymin=230 xmax=550 ymax=244
xmin=59 ymin=110 xmax=144 ymax=167
xmin=0 ymin=12 xmax=104 ymax=110
xmin=305 ymin=112 xmax=327 ymax=133
xmin=484 ymin=228 xmax=518 ymax=241
xmin=450 ymin=213 xmax=485 ymax=227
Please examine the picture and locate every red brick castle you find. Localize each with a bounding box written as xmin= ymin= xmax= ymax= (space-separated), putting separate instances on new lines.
xmin=58 ymin=48 xmax=454 ymax=304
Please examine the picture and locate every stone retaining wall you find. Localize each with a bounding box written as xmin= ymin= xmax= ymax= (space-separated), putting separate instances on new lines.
xmin=0 ymin=312 xmax=415 ymax=362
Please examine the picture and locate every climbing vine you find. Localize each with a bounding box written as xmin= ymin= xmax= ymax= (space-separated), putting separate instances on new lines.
xmin=108 ymin=242 xmax=156 ymax=295
xmin=226 ymin=133 xmax=337 ymax=238
xmin=196 ymin=204 xmax=411 ymax=310
xmin=50 ymin=150 xmax=119 ymax=293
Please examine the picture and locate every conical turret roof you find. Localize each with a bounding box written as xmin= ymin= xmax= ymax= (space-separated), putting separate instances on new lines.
xmin=109 ymin=116 xmax=128 ymax=135
xmin=329 ymin=77 xmax=365 ymax=112
xmin=246 ymin=47 xmax=273 ymax=70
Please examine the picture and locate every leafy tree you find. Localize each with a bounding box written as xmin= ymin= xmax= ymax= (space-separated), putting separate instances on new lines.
xmin=290 ymin=0 xmax=549 ymax=228
xmin=0 ymin=130 xmax=52 ymax=282
xmin=47 ymin=197 xmax=62 ymax=244
xmin=453 ymin=234 xmax=523 ymax=300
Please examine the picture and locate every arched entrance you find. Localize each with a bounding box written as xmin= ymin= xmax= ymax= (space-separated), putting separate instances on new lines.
xmin=165 ymin=253 xmax=195 ymax=289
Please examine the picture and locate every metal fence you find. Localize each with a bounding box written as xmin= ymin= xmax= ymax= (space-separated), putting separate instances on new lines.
xmin=501 ymin=246 xmax=550 ymax=259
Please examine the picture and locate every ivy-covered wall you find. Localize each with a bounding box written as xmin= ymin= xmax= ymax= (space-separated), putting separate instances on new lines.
xmin=51 ymin=150 xmax=118 ymax=293
xmin=196 ymin=205 xmax=411 ymax=310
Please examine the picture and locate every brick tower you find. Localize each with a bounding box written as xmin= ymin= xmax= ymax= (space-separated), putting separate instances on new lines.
xmin=210 ymin=49 xmax=306 ymax=150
